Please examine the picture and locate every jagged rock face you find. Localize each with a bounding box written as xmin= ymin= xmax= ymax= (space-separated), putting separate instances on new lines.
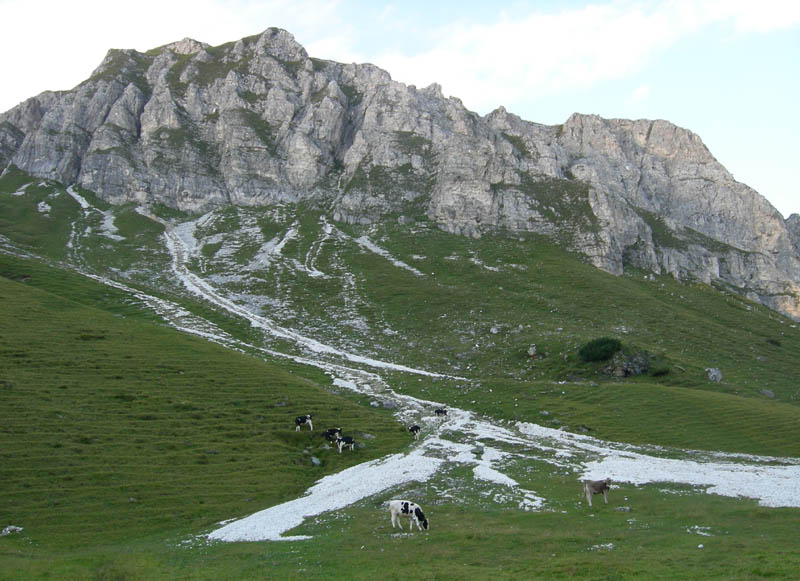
xmin=787 ymin=214 xmax=800 ymax=254
xmin=1 ymin=27 xmax=798 ymax=319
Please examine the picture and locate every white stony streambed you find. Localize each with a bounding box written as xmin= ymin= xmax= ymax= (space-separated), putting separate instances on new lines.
xmin=208 ymin=369 xmax=800 ymax=542
xmin=57 ymin=206 xmax=800 ymax=541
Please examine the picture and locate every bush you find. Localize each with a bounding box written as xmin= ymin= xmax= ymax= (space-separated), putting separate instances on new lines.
xmin=579 ymin=337 xmax=622 ymax=362
xmin=649 ymin=354 xmax=670 ymax=377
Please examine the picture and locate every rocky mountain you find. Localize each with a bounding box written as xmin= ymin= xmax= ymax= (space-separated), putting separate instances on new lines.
xmin=1 ymin=28 xmax=798 ymax=319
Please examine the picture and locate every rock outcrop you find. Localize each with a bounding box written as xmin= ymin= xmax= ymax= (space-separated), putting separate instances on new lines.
xmin=1 ymin=27 xmax=798 ymax=318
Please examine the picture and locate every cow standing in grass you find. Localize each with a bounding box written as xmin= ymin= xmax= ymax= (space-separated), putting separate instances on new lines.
xmin=323 ymin=427 xmax=342 ymax=442
xmin=388 ymin=500 xmax=429 ymax=531
xmin=335 ymin=435 xmax=356 ymax=453
xmin=583 ymin=478 xmax=611 ymax=507
xmin=409 ymin=425 xmax=421 ymax=440
xmin=295 ymin=414 xmax=313 ymax=431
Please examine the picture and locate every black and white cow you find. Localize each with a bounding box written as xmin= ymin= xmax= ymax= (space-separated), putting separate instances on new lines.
xmin=295 ymin=414 xmax=313 ymax=431
xmin=434 ymin=408 xmax=447 ymax=418
xmin=323 ymin=427 xmax=342 ymax=442
xmin=335 ymin=435 xmax=356 ymax=453
xmin=388 ymin=500 xmax=429 ymax=531
xmin=583 ymin=478 xmax=611 ymax=507
xmin=409 ymin=425 xmax=421 ymax=440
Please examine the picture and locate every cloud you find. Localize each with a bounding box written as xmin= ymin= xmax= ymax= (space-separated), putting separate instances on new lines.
xmin=357 ymin=0 xmax=800 ymax=114
xmin=715 ymin=0 xmax=800 ymax=32
xmin=3 ymin=0 xmax=799 ymax=126
xmin=363 ymin=3 xmax=681 ymax=112
xmin=628 ymin=84 xmax=652 ymax=104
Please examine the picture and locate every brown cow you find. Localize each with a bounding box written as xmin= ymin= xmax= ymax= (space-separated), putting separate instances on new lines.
xmin=583 ymin=478 xmax=611 ymax=506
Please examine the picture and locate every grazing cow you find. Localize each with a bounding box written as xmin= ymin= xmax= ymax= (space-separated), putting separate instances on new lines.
xmin=409 ymin=425 xmax=421 ymax=440
xmin=323 ymin=427 xmax=342 ymax=442
xmin=434 ymin=408 xmax=447 ymax=418
xmin=583 ymin=478 xmax=611 ymax=507
xmin=335 ymin=435 xmax=356 ymax=453
xmin=388 ymin=500 xmax=429 ymax=531
xmin=295 ymin=414 xmax=313 ymax=431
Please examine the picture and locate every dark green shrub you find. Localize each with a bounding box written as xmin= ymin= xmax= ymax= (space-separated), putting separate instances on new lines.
xmin=649 ymin=354 xmax=671 ymax=376
xmin=579 ymin=337 xmax=622 ymax=362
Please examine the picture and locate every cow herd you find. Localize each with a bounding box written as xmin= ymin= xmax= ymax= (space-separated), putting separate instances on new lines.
xmin=293 ymin=408 xmax=611 ymax=533
xmin=292 ymin=407 xmax=449 ymax=453
xmin=294 ymin=415 xmax=357 ymax=453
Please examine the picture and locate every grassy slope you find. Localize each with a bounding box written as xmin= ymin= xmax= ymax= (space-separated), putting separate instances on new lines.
xmin=230 ymin=497 xmax=800 ymax=580
xmin=0 ymin=257 xmax=409 ymax=575
xmin=2 ymin=171 xmax=800 ymax=578
xmin=344 ymin=220 xmax=800 ymax=395
xmin=179 ymin=205 xmax=800 ymax=456
xmin=325 ymin=221 xmax=800 ymax=456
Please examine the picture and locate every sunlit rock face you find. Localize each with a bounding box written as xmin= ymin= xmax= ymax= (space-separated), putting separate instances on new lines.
xmin=1 ymin=27 xmax=798 ymax=319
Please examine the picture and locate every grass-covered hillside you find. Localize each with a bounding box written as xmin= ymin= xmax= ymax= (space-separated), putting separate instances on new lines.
xmin=0 ymin=255 xmax=410 ymax=576
xmin=2 ymin=168 xmax=800 ymax=578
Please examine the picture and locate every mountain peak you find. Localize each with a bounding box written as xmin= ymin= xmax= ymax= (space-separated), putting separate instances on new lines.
xmin=165 ymin=38 xmax=207 ymax=55
xmin=1 ymin=27 xmax=798 ymax=320
xmin=254 ymin=27 xmax=308 ymax=61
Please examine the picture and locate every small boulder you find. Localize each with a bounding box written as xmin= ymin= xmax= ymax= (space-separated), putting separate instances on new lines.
xmin=601 ymin=351 xmax=652 ymax=377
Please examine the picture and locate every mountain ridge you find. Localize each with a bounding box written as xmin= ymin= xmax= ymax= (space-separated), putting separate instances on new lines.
xmin=1 ymin=27 xmax=798 ymax=319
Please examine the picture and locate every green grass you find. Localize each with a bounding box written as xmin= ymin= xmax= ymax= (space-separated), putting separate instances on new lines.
xmin=5 ymin=486 xmax=797 ymax=579
xmin=0 ymin=174 xmax=80 ymax=260
xmin=328 ymin=221 xmax=799 ymax=395
xmin=427 ymin=377 xmax=800 ymax=457
xmin=269 ymin=495 xmax=800 ymax=580
xmin=0 ymin=258 xmax=409 ymax=562
xmin=2 ymin=172 xmax=800 ymax=578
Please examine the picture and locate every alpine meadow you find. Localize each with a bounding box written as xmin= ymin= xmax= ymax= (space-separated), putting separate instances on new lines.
xmin=1 ymin=28 xmax=800 ymax=580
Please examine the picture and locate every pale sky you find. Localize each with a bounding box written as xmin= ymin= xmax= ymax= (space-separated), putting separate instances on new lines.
xmin=1 ymin=0 xmax=798 ymax=217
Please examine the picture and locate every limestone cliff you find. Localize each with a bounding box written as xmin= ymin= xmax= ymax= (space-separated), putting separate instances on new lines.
xmin=1 ymin=28 xmax=798 ymax=318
